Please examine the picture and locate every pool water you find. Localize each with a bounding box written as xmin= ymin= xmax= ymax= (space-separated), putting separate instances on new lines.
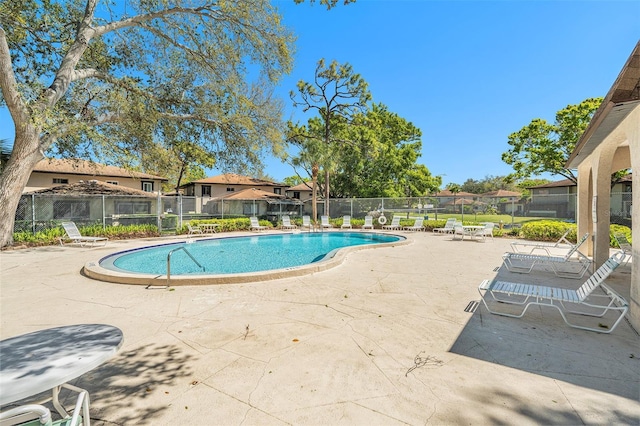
xmin=100 ymin=232 xmax=402 ymax=276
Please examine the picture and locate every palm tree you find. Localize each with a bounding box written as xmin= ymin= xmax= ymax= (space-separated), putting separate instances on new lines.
xmin=446 ymin=183 xmax=462 ymax=221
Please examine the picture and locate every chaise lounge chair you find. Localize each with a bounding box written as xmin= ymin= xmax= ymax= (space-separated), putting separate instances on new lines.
xmin=341 ymin=215 xmax=352 ymax=229
xmin=613 ymin=233 xmax=632 ymax=265
xmin=301 ymin=215 xmax=313 ymax=230
xmin=403 ymin=218 xmax=424 ymax=232
xmin=249 ymin=216 xmax=268 ymax=232
xmin=478 ymin=251 xmax=628 ymax=333
xmin=362 ymin=215 xmax=374 ymax=230
xmin=320 ymin=215 xmax=333 ymax=229
xmin=510 ymin=229 xmax=573 ymax=254
xmin=502 ymin=233 xmax=591 ymax=278
xmin=433 ymin=218 xmax=456 ymax=234
xmin=382 ymin=216 xmax=401 ymax=231
xmin=281 ymin=215 xmax=298 ymax=230
xmin=60 ymin=222 xmax=108 ymax=247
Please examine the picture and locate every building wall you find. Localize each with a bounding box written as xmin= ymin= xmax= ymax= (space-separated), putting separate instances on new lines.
xmin=188 ymin=183 xmax=286 ymax=198
xmin=25 ymin=172 xmax=163 ymax=193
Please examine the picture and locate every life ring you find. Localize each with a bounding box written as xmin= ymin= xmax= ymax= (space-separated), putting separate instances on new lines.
xmin=378 ymin=215 xmax=387 ymax=225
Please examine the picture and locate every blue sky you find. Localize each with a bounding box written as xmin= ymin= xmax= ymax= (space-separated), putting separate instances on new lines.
xmin=1 ymin=1 xmax=638 ymax=187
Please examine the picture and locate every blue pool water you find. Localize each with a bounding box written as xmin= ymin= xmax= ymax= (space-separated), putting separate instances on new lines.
xmin=100 ymin=232 xmax=402 ymax=276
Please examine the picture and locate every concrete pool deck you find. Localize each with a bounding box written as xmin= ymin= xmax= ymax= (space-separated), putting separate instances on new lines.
xmin=1 ymin=230 xmax=638 ymax=425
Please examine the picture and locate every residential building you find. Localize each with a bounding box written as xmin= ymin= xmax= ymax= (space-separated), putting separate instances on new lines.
xmin=180 ymin=173 xmax=287 ymax=198
xmin=25 ymin=158 xmax=167 ymax=194
xmin=285 ymin=181 xmax=315 ymax=201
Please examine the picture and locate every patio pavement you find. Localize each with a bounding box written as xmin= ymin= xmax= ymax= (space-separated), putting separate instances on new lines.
xmin=1 ymin=230 xmax=638 ymax=425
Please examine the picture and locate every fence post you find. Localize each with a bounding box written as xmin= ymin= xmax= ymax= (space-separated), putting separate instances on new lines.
xmin=102 ymin=195 xmax=106 ymax=229
xmin=157 ymin=192 xmax=162 ymax=232
xmin=178 ymin=195 xmax=183 ymax=230
xmin=31 ymin=194 xmax=36 ymax=234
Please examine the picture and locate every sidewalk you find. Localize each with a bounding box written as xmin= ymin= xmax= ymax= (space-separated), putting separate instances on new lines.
xmin=1 ymin=231 xmax=638 ymax=425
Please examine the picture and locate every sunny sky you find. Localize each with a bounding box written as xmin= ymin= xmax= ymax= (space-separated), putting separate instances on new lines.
xmin=1 ymin=1 xmax=638 ymax=187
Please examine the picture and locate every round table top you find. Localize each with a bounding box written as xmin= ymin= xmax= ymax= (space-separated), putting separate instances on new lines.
xmin=0 ymin=324 xmax=123 ymax=405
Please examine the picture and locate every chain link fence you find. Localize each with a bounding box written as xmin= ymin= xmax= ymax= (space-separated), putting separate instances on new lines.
xmin=13 ymin=192 xmax=632 ymax=233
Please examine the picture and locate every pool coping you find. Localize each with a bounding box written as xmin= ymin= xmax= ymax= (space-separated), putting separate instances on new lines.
xmin=83 ymin=231 xmax=410 ymax=286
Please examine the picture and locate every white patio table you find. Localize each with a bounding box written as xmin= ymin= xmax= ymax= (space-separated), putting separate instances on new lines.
xmin=0 ymin=324 xmax=123 ymax=419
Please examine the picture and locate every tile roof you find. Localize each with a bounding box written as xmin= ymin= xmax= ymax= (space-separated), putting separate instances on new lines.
xmin=26 ymin=180 xmax=156 ymax=196
xmin=433 ymin=189 xmax=476 ymax=197
xmin=481 ymin=189 xmax=522 ymax=197
xmin=219 ymin=187 xmax=284 ymax=200
xmin=187 ymin=173 xmax=282 ymax=187
xmin=33 ymin=158 xmax=167 ymax=181
xmin=287 ymin=182 xmax=314 ymax=191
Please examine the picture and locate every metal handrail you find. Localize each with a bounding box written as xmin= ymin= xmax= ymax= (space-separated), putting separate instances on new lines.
xmin=167 ymin=246 xmax=204 ymax=286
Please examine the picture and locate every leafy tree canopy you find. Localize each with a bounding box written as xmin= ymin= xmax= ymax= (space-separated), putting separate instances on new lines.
xmin=460 ymin=175 xmax=519 ymax=194
xmin=331 ymin=103 xmax=440 ymax=198
xmin=502 ymin=98 xmax=603 ymax=183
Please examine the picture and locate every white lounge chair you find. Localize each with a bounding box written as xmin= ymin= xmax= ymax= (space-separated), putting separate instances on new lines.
xmin=382 ymin=216 xmax=401 ymax=230
xmin=502 ymin=233 xmax=591 ymax=278
xmin=613 ymin=233 xmax=632 ymax=265
xmin=320 ymin=215 xmax=333 ymax=229
xmin=187 ymin=223 xmax=203 ymax=235
xmin=341 ymin=215 xmax=352 ymax=229
xmin=249 ymin=216 xmax=268 ymax=232
xmin=362 ymin=215 xmax=374 ymax=230
xmin=301 ymin=215 xmax=313 ymax=230
xmin=403 ymin=218 xmax=424 ymax=232
xmin=433 ymin=218 xmax=456 ymax=234
xmin=510 ymin=229 xmax=573 ymax=254
xmin=60 ymin=222 xmax=108 ymax=247
xmin=479 ymin=251 xmax=628 ymax=333
xmin=281 ymin=215 xmax=297 ymax=230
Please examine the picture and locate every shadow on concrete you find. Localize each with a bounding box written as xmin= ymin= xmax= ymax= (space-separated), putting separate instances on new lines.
xmin=449 ymin=263 xmax=640 ymax=402
xmin=69 ymin=343 xmax=195 ymax=425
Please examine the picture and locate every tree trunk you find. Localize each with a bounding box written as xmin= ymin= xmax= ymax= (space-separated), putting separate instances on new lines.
xmin=311 ymin=163 xmax=318 ymax=223
xmin=0 ymin=131 xmax=44 ymax=247
xmin=324 ymin=168 xmax=330 ymax=217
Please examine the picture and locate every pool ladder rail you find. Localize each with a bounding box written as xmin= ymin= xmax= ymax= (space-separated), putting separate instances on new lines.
xmin=165 ymin=246 xmax=204 ymax=286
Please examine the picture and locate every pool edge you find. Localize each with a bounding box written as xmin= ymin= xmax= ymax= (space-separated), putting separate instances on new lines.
xmin=83 ymin=232 xmax=410 ymax=286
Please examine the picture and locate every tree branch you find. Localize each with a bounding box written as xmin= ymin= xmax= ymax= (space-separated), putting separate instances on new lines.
xmin=0 ymin=28 xmax=30 ymax=128
xmin=92 ymin=4 xmax=222 ymax=37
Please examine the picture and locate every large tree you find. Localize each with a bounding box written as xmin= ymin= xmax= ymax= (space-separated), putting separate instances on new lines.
xmin=331 ymin=103 xmax=440 ymax=198
xmin=0 ymin=0 xmax=359 ymax=247
xmin=502 ymin=98 xmax=603 ymax=183
xmin=289 ymin=59 xmax=371 ymax=216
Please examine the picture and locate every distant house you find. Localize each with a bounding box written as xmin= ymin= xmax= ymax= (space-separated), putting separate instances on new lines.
xmin=285 ymin=181 xmax=315 ymax=201
xmin=180 ymin=173 xmax=287 ymax=198
xmin=433 ymin=189 xmax=476 ymax=213
xmin=481 ymin=189 xmax=523 ymax=215
xmin=25 ymin=158 xmax=167 ymax=194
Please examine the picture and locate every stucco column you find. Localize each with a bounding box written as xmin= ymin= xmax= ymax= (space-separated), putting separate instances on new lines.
xmin=576 ymin=164 xmax=593 ymax=256
xmin=591 ymin=148 xmax=615 ymax=269
xmin=621 ymin=107 xmax=639 ymax=331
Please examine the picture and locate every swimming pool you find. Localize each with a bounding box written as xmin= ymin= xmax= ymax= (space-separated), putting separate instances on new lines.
xmin=84 ymin=232 xmax=406 ymax=285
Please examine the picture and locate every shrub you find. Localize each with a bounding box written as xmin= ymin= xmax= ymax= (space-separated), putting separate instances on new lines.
xmin=610 ymin=224 xmax=632 ymax=248
xmin=520 ymin=220 xmax=577 ymax=243
xmin=11 ymin=223 xmax=160 ymax=247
